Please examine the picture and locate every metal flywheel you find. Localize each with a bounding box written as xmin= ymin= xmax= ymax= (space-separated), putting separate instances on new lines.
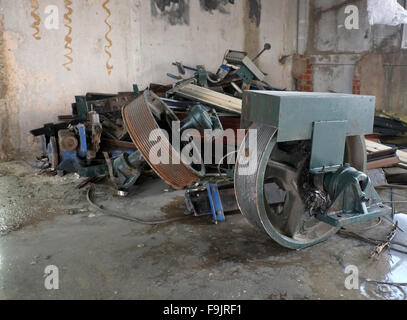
xmin=234 ymin=124 xmax=367 ymax=250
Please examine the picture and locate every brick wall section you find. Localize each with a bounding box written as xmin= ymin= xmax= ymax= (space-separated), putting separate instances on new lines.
xmin=352 ymin=77 xmax=361 ymax=95
xmin=296 ymin=56 xmax=313 ymax=92
xmin=353 ymin=66 xmax=361 ymax=95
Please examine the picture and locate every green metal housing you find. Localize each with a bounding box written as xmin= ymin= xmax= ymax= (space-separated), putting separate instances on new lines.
xmin=242 ymin=91 xmax=376 ymax=173
xmin=242 ymin=91 xmax=376 ymax=142
xmin=237 ymin=91 xmax=391 ymax=239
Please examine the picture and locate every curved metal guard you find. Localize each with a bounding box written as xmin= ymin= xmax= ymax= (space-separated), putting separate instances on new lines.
xmin=123 ymin=91 xmax=203 ymax=190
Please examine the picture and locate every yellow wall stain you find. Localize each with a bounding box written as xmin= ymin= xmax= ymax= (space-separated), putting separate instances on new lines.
xmin=63 ymin=0 xmax=73 ymax=71
xmin=102 ymin=0 xmax=113 ymax=76
xmin=30 ymin=0 xmax=41 ymax=40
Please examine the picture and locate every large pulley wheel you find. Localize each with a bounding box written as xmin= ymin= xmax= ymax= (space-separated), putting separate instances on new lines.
xmin=123 ymin=91 xmax=205 ymax=190
xmin=234 ymin=124 xmax=367 ymax=250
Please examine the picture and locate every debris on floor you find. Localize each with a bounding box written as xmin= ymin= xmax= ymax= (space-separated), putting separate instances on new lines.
xmin=366 ymin=127 xmax=407 ymax=181
xmin=29 ymin=46 xmax=279 ymax=195
xmin=384 ymin=168 xmax=407 ymax=185
xmin=27 ymin=47 xmax=407 ymax=255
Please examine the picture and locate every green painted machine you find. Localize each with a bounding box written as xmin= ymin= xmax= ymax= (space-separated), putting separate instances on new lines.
xmin=235 ymin=91 xmax=392 ymax=250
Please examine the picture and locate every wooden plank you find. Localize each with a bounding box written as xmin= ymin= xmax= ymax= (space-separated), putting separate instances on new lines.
xmin=398 ymin=163 xmax=407 ymax=170
xmin=365 ymin=139 xmax=392 ymax=153
xmin=367 ymin=148 xmax=397 ymax=162
xmin=383 ymin=167 xmax=407 ymax=185
xmin=397 ymin=150 xmax=407 ymax=163
xmin=365 ymin=139 xmax=407 ymax=164
xmin=367 ymin=157 xmax=400 ymax=170
xmin=172 ymin=84 xmax=242 ymax=114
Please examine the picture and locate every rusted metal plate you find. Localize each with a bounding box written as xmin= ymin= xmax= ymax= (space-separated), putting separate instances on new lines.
xmin=122 ymin=92 xmax=202 ymax=190
xmin=100 ymin=139 xmax=138 ymax=152
xmin=87 ymin=93 xmax=137 ymax=114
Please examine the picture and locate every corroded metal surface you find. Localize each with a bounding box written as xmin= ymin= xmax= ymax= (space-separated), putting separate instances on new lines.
xmin=123 ymin=92 xmax=202 ymax=190
xmin=60 ymin=136 xmax=78 ymax=152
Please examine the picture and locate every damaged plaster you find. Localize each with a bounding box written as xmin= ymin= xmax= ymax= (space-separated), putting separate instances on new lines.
xmin=248 ymin=0 xmax=261 ymax=27
xmin=243 ymin=0 xmax=261 ymax=59
xmin=0 ymin=0 xmax=296 ymax=159
xmin=355 ymin=53 xmax=385 ymax=108
xmin=302 ymin=0 xmax=407 ymax=117
xmin=151 ymin=0 xmax=190 ymax=25
xmin=199 ymin=0 xmax=261 ymax=26
xmin=0 ymin=15 xmax=20 ymax=161
xmin=199 ymin=0 xmax=234 ymax=14
xmin=0 ymin=16 xmax=12 ymax=161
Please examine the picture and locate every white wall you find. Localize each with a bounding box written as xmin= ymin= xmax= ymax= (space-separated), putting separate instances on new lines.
xmin=307 ymin=0 xmax=407 ymax=117
xmin=0 ymin=0 xmax=298 ymax=159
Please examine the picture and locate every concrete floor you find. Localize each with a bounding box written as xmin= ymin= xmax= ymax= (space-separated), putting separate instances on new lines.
xmin=0 ymin=160 xmax=407 ymax=300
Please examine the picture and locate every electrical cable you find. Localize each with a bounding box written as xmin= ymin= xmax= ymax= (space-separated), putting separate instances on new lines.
xmin=343 ymin=218 xmax=384 ymax=232
xmin=338 ymin=230 xmax=407 ymax=254
xmin=365 ymin=279 xmax=407 ymax=287
xmin=383 ymin=201 xmax=407 ymax=204
xmin=217 ymin=151 xmax=238 ymax=177
xmin=376 ymin=184 xmax=407 ymax=190
xmin=86 ymin=185 xmax=195 ymax=226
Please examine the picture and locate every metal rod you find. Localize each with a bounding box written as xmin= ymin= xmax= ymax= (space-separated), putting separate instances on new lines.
xmin=252 ymin=43 xmax=271 ymax=62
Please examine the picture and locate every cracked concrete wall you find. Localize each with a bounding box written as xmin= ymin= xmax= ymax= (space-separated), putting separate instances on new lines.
xmin=0 ymin=0 xmax=297 ymax=160
xmin=305 ymin=0 xmax=407 ymax=118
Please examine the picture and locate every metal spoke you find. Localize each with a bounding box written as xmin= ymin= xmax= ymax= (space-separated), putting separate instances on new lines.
xmin=266 ymin=160 xmax=298 ymax=183
xmin=235 ymin=125 xmax=352 ymax=249
xmin=283 ymin=191 xmax=306 ymax=237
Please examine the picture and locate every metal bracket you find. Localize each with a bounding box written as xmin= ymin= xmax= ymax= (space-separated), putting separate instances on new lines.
xmin=315 ymin=166 xmax=392 ymax=227
xmin=76 ymin=124 xmax=88 ymax=159
xmin=315 ymin=205 xmax=392 ymax=227
xmin=206 ymin=184 xmax=226 ymax=224
xmin=133 ymin=84 xmax=140 ymax=97
xmin=75 ymin=96 xmax=89 ymax=121
xmin=310 ymin=120 xmax=348 ymax=174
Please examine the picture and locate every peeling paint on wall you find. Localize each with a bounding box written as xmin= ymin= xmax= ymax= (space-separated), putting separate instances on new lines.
xmin=248 ymin=0 xmax=261 ymax=28
xmin=199 ymin=0 xmax=234 ymax=14
xmin=63 ymin=0 xmax=73 ymax=71
xmin=151 ymin=0 xmax=190 ymax=25
xmin=0 ymin=15 xmax=7 ymax=100
xmin=243 ymin=0 xmax=261 ymax=58
xmin=0 ymin=1 xmax=297 ymax=158
xmin=30 ymin=0 xmax=41 ymax=40
xmin=0 ymin=15 xmax=11 ymax=160
xmin=0 ymin=15 xmax=19 ymax=161
xmin=103 ymin=0 xmax=114 ymax=76
xmin=355 ymin=53 xmax=384 ymax=108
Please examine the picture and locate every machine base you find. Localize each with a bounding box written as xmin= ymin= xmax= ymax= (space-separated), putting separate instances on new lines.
xmin=315 ymin=206 xmax=392 ymax=228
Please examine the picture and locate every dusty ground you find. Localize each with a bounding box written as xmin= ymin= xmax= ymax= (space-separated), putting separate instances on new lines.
xmin=0 ymin=160 xmax=406 ymax=300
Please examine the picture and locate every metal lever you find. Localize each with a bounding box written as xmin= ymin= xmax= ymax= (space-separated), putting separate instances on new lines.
xmin=252 ymin=43 xmax=271 ymax=62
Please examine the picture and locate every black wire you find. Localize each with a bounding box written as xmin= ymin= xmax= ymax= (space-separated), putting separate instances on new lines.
xmin=338 ymin=230 xmax=407 ymax=254
xmin=86 ymin=185 xmax=195 ymax=226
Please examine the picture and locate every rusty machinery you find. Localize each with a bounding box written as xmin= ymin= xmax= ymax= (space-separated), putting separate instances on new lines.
xmin=32 ymin=82 xmax=391 ymax=250
xmin=123 ymin=91 xmax=209 ymax=190
xmin=234 ymin=91 xmax=392 ymax=249
xmin=123 ymin=91 xmax=391 ymax=250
